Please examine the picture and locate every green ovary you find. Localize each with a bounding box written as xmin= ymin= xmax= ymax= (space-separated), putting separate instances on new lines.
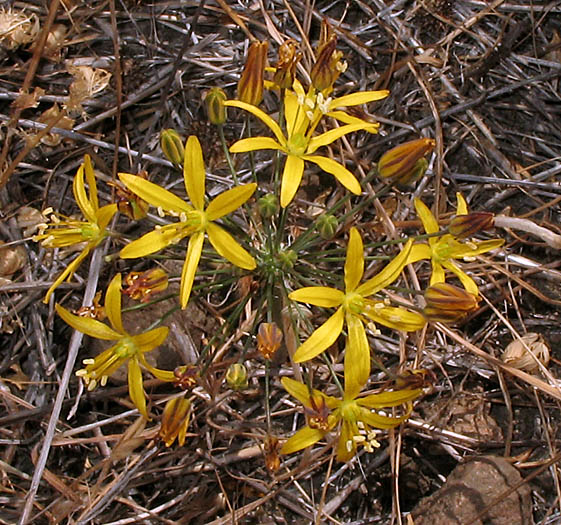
xmin=287 ymin=133 xmax=308 ymax=156
xmin=114 ymin=337 xmax=139 ymax=359
xmin=343 ymin=292 xmax=365 ymax=315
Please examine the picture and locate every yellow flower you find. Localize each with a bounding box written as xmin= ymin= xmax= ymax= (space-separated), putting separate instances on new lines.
xmin=57 ymin=274 xmax=171 ymax=419
xmin=33 ymin=155 xmax=118 ymax=303
xmin=406 ymin=193 xmax=504 ymax=296
xmin=281 ymin=376 xmax=422 ymax=462
xmin=289 ymin=228 xmax=426 ymax=397
xmin=225 ymin=84 xmax=386 ymax=207
xmin=118 ymin=135 xmax=257 ymax=309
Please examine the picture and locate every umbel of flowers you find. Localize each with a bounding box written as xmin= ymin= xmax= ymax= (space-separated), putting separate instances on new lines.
xmin=33 ymin=23 xmax=506 ymax=462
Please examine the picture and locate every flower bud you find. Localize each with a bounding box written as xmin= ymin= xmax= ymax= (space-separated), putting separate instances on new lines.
xmin=423 ymin=282 xmax=479 ymax=323
xmin=123 ymin=268 xmax=168 ymax=303
xmin=226 ymin=363 xmax=249 ymax=391
xmin=159 ymin=396 xmax=191 ymax=447
xmin=205 ymin=87 xmax=227 ymax=125
xmin=501 ymin=333 xmax=550 ymax=374
xmin=160 ymin=129 xmax=184 ymax=166
xmin=277 ymin=248 xmax=297 ymax=271
xmin=273 ymin=39 xmax=301 ymax=89
xmin=449 ymin=212 xmax=495 ymax=240
xmin=257 ymin=322 xmax=283 ymax=359
xmin=258 ymin=193 xmax=279 ymax=219
xmin=316 ymin=214 xmax=338 ymax=240
xmin=238 ymin=40 xmax=268 ymax=105
xmin=377 ymin=138 xmax=435 ymax=184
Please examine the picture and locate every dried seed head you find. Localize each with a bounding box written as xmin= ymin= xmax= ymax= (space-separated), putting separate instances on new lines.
xmin=502 ymin=333 xmax=550 ymax=374
xmin=449 ymin=212 xmax=495 ymax=239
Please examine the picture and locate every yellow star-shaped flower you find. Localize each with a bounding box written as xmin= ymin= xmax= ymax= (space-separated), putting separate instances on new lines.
xmin=119 ymin=135 xmax=256 ymax=309
xmin=406 ymin=193 xmax=504 ymax=296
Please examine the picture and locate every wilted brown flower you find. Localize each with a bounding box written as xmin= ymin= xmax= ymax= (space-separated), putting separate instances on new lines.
xmin=449 ymin=212 xmax=495 ymax=240
xmin=272 ymin=39 xmax=301 ymax=89
xmin=377 ymin=138 xmax=435 ymax=185
xmin=257 ymin=322 xmax=283 ymax=359
xmin=123 ymin=268 xmax=168 ymax=303
xmin=238 ymin=40 xmax=268 ymax=105
xmin=423 ymin=282 xmax=479 ymax=323
xmin=159 ymin=396 xmax=191 ymax=447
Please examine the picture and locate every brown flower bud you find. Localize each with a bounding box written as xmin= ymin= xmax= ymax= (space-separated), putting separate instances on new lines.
xmin=423 ymin=282 xmax=479 ymax=323
xmin=311 ymin=35 xmax=346 ymax=92
xmin=449 ymin=212 xmax=495 ymax=239
xmin=377 ymin=138 xmax=435 ymax=184
xmin=159 ymin=396 xmax=191 ymax=447
xmin=256 ymin=322 xmax=283 ymax=359
xmin=273 ymin=39 xmax=301 ymax=89
xmin=238 ymin=40 xmax=268 ymax=105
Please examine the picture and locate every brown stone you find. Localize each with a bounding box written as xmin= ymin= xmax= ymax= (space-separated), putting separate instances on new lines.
xmin=411 ymin=456 xmax=532 ymax=525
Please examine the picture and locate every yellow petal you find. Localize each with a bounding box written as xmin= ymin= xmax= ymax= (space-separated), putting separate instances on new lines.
xmin=281 ymin=426 xmax=325 ymax=455
xmin=293 ymin=307 xmax=345 ymax=362
xmin=344 ymin=314 xmax=370 ymax=400
xmin=358 ymin=388 xmax=422 ymax=409
xmin=288 ymin=286 xmax=344 ymax=308
xmin=307 ymin=124 xmax=373 ymax=154
xmin=55 ymin=303 xmax=122 ymax=340
xmin=336 ymin=419 xmax=357 ymax=462
xmin=43 ymin=247 xmax=90 ymax=304
xmin=281 ymin=377 xmax=315 ymax=407
xmin=83 ymin=154 xmax=99 ymax=212
xmin=280 ymin=155 xmax=305 ymax=208
xmin=414 ymin=198 xmax=439 ymax=235
xmin=229 ymin=136 xmax=285 ymax=154
xmin=345 ymin=227 xmax=364 ymax=292
xmin=105 ymin=273 xmax=124 ymax=335
xmin=441 ymin=261 xmax=479 ymax=296
xmin=73 ymin=162 xmax=96 ymax=223
xmin=118 ymin=173 xmax=191 ymax=214
xmin=138 ymin=353 xmax=176 ymax=382
xmin=360 ymin=409 xmax=409 ymax=429
xmin=224 ymin=100 xmax=286 ymax=146
xmin=430 ymin=260 xmax=446 ymax=286
xmin=330 ymin=90 xmax=389 ymax=108
xmin=326 ymin=110 xmax=380 ymax=133
xmin=180 ymin=231 xmax=205 ymax=309
xmin=304 ymin=155 xmax=361 ymax=195
xmin=363 ymin=304 xmax=426 ymax=332
xmin=356 ymin=239 xmax=413 ymax=297
xmin=128 ymin=357 xmax=148 ymax=419
xmin=96 ymin=203 xmax=118 ymax=231
xmin=206 ymin=222 xmax=256 ymax=270
xmin=284 ymin=89 xmax=308 ymax=138
xmin=184 ymin=136 xmax=206 ymax=211
xmin=206 ymin=183 xmax=257 ymax=221
xmin=454 ymin=239 xmax=504 ymax=257
xmin=404 ymin=242 xmax=432 ymax=264
xmin=456 ymin=192 xmax=468 ymax=215
xmin=132 ymin=326 xmax=169 ymax=353
xmin=120 ymin=225 xmax=185 ymax=259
